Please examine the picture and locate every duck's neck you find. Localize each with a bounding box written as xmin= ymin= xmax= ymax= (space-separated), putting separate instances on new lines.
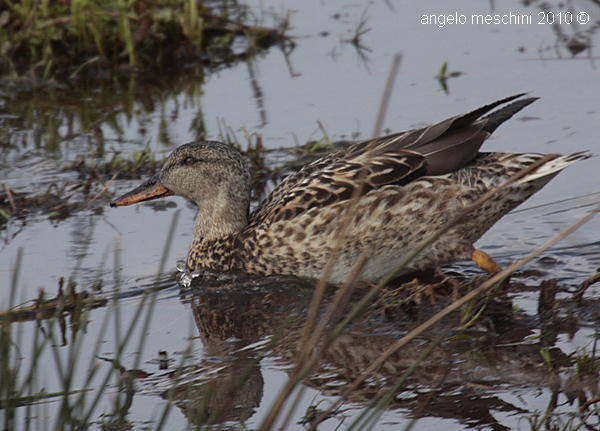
xmin=186 ymin=195 xmax=249 ymax=272
xmin=193 ymin=191 xmax=249 ymax=242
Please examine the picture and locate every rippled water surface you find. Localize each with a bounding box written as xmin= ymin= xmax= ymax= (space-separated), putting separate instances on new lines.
xmin=1 ymin=0 xmax=600 ymax=430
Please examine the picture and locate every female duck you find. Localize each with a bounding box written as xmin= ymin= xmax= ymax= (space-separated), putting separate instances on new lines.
xmin=111 ymin=94 xmax=586 ymax=284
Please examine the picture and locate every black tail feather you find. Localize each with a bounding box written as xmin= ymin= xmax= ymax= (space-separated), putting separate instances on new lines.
xmin=447 ymin=93 xmax=529 ymax=132
xmin=481 ymin=96 xmax=539 ymax=134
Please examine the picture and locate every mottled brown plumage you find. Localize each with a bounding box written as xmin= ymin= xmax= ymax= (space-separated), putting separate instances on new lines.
xmin=111 ymin=94 xmax=588 ymax=284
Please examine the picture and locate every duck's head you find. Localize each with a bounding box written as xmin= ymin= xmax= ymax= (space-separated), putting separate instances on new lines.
xmin=111 ymin=141 xmax=252 ymax=238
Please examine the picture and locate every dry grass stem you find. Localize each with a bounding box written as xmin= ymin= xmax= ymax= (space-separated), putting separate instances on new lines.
xmin=86 ymin=172 xmax=120 ymax=207
xmin=311 ymin=203 xmax=600 ymax=428
xmin=296 ymin=162 xmax=378 ymax=363
xmin=261 ymin=152 xmax=586 ymax=431
xmin=372 ymin=53 xmax=402 ymax=139
xmin=320 ymin=155 xmax=557 ymax=356
xmin=573 ymin=269 xmax=600 ymax=301
xmin=3 ymin=184 xmax=17 ymax=213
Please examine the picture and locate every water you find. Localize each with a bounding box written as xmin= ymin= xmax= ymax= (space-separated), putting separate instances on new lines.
xmin=1 ymin=0 xmax=600 ymax=429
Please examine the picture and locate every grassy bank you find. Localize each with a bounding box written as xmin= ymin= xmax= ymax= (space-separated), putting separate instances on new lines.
xmin=0 ymin=0 xmax=289 ymax=81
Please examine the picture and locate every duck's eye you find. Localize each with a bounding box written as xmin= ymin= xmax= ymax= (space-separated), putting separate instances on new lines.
xmin=183 ymin=156 xmax=196 ymax=166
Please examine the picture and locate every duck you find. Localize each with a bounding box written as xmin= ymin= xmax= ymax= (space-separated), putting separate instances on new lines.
xmin=110 ymin=94 xmax=587 ymax=284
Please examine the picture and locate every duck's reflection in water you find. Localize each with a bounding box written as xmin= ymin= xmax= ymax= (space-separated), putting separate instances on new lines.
xmin=157 ymin=275 xmax=595 ymax=430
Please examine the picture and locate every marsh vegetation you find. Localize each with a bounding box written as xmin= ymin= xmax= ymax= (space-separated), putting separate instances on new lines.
xmin=1 ymin=1 xmax=600 ymax=430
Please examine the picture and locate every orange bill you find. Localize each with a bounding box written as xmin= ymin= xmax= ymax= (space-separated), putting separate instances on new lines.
xmin=110 ymin=174 xmax=173 ymax=207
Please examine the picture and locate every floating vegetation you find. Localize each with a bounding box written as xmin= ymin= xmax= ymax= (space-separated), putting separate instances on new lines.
xmin=435 ymin=61 xmax=464 ymax=94
xmin=0 ymin=277 xmax=108 ymax=323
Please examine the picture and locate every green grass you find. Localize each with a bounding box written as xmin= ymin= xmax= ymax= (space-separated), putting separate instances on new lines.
xmin=0 ymin=0 xmax=289 ymax=81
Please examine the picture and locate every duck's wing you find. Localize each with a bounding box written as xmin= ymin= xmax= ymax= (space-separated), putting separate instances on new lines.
xmin=347 ymin=93 xmax=538 ymax=175
xmin=248 ymin=94 xmax=537 ymax=227
xmin=248 ymin=149 xmax=427 ymax=227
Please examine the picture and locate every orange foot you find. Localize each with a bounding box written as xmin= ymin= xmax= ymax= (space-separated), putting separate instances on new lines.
xmin=472 ymin=249 xmax=502 ymax=274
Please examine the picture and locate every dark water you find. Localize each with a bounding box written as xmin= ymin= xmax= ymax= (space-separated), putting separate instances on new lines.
xmin=1 ymin=0 xmax=600 ymax=429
